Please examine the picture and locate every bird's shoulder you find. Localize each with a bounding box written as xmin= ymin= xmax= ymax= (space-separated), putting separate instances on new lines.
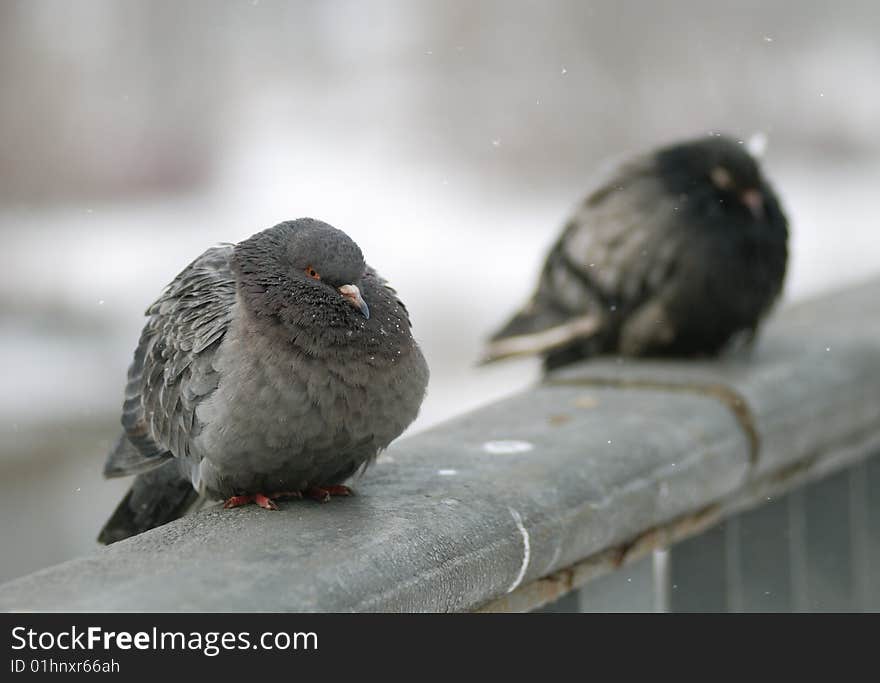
xmin=553 ymin=152 xmax=688 ymax=300
xmin=122 ymin=244 xmax=238 ymax=463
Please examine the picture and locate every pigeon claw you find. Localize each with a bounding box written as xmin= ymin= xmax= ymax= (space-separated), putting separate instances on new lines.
xmin=224 ymin=487 xmax=347 ymax=508
xmin=254 ymin=493 xmax=279 ymax=510
xmin=222 ymin=493 xmax=280 ymax=510
xmin=306 ymin=485 xmax=353 ymax=503
xmin=223 ymin=495 xmax=255 ymax=509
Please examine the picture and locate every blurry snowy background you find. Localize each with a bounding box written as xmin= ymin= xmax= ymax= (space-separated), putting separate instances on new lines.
xmin=1 ymin=0 xmax=878 ymax=583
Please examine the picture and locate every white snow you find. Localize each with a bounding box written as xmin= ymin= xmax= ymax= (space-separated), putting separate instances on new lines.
xmin=507 ymin=507 xmax=531 ymax=593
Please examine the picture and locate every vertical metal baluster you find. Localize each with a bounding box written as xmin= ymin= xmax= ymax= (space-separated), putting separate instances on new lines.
xmin=652 ymin=548 xmax=670 ymax=613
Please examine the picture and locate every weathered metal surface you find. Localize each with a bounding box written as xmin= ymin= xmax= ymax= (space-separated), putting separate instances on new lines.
xmin=0 ymin=276 xmax=878 ymax=612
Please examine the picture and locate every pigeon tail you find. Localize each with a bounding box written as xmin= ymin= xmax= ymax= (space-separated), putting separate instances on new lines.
xmin=103 ymin=433 xmax=172 ymax=478
xmin=97 ymin=460 xmax=200 ymax=545
xmin=481 ymin=302 xmax=602 ymax=364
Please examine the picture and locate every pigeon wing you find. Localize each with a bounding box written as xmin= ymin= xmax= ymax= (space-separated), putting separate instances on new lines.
xmin=484 ymin=153 xmax=687 ymax=362
xmin=103 ymin=245 xmax=237 ymax=478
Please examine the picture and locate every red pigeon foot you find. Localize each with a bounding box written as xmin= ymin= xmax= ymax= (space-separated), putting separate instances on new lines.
xmin=254 ymin=493 xmax=279 ymax=510
xmin=222 ymin=493 xmax=279 ymax=510
xmin=305 ymin=485 xmax=353 ymax=502
xmin=223 ymin=494 xmax=254 ymax=509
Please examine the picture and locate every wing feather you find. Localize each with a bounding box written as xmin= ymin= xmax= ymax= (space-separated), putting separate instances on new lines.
xmin=485 ymin=153 xmax=686 ymax=362
xmin=103 ymin=245 xmax=236 ymax=478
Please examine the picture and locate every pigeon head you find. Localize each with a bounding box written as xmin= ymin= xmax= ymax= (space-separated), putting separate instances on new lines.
xmin=655 ymin=134 xmax=775 ymax=223
xmin=232 ymin=218 xmax=372 ymax=335
xmin=280 ymin=218 xmax=371 ymax=319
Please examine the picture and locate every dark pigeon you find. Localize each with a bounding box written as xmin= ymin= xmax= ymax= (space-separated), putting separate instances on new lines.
xmin=99 ymin=218 xmax=429 ymax=544
xmin=483 ymin=134 xmax=789 ymax=370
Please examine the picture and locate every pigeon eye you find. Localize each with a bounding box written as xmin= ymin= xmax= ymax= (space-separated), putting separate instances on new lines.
xmin=710 ymin=166 xmax=734 ymax=190
xmin=305 ymin=266 xmax=321 ymax=280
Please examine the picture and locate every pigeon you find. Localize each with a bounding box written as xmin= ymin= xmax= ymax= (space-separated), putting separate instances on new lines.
xmin=98 ymin=218 xmax=429 ymax=544
xmin=483 ymin=134 xmax=789 ymax=370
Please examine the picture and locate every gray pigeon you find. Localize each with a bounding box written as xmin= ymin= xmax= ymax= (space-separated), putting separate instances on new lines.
xmin=99 ymin=218 xmax=429 ymax=544
xmin=483 ymin=134 xmax=789 ymax=370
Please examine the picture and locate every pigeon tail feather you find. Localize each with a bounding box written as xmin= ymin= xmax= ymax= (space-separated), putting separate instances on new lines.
xmin=103 ymin=433 xmax=172 ymax=479
xmin=482 ymin=304 xmax=602 ymax=364
xmin=97 ymin=460 xmax=200 ymax=545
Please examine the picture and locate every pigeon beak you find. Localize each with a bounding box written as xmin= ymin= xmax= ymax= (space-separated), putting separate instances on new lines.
xmin=338 ymin=284 xmax=370 ymax=319
xmin=740 ymin=188 xmax=765 ymax=220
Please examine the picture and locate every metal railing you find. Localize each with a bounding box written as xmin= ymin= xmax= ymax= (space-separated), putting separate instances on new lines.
xmin=1 ymin=276 xmax=879 ymax=612
xmin=536 ymin=459 xmax=879 ymax=612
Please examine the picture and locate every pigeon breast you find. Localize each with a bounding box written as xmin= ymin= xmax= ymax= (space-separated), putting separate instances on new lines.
xmin=191 ymin=267 xmax=428 ymax=498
